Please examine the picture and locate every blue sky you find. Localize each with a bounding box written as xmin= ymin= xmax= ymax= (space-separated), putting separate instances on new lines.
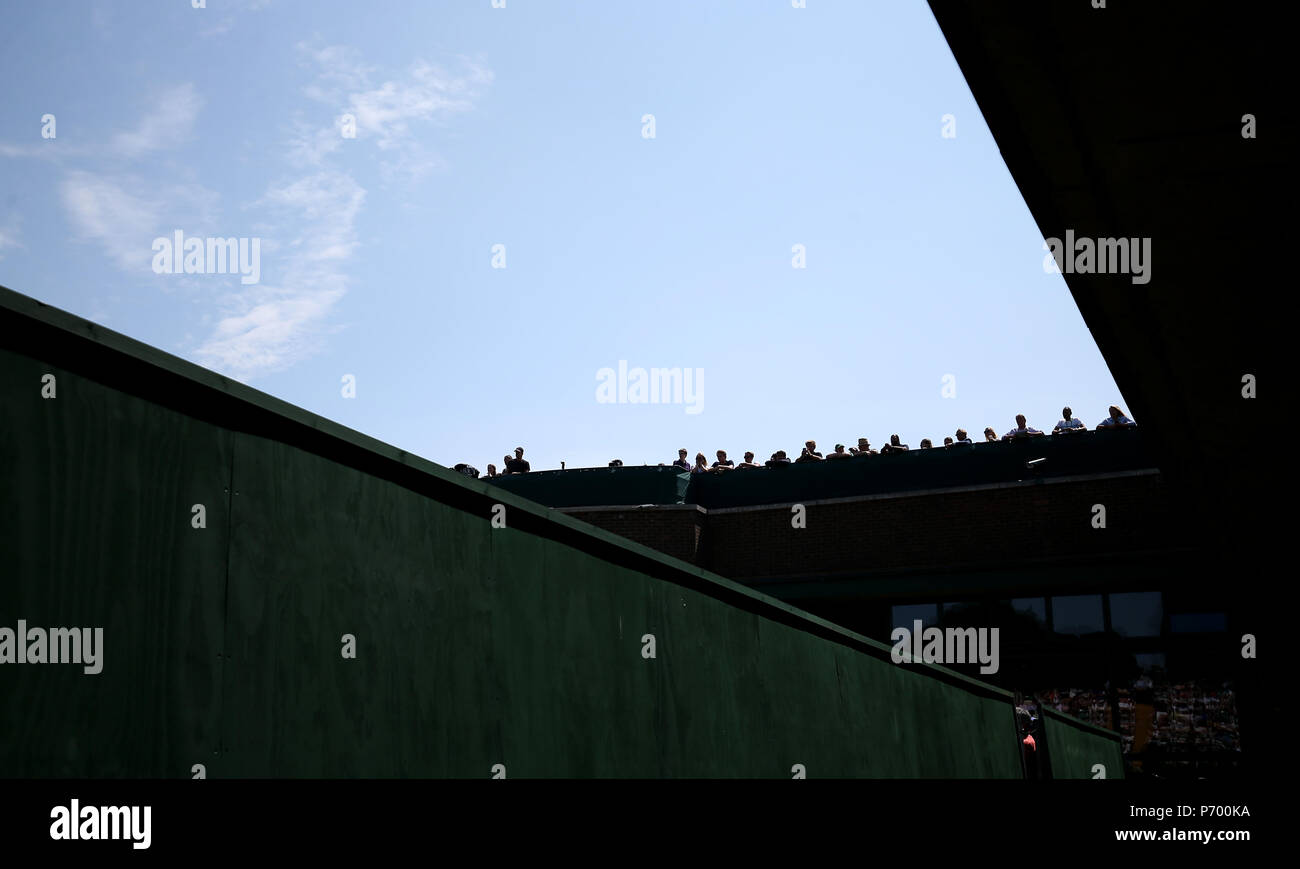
xmin=0 ymin=0 xmax=1128 ymax=471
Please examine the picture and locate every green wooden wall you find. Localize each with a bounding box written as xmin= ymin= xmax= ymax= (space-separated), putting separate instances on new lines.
xmin=1042 ymin=707 xmax=1125 ymax=780
xmin=1 ymin=286 xmax=1026 ymax=778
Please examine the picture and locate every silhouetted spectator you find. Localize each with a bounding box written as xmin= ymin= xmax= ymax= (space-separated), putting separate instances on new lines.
xmin=691 ymin=452 xmax=710 ymax=474
xmin=919 ymin=438 xmax=933 ymax=449
xmin=765 ymin=450 xmax=791 ymax=468
xmin=671 ymin=448 xmax=691 ymax=471
xmin=1096 ymin=405 xmax=1136 ymax=429
xmin=955 ymin=428 xmax=973 ymax=444
xmin=1002 ymin=415 xmax=1044 ymax=440
xmin=501 ymin=454 xmax=514 ymax=474
xmin=827 ymin=443 xmax=852 ymax=460
xmin=943 ymin=437 xmax=954 ymax=446
xmin=608 ymin=459 xmax=623 ymax=467
xmin=505 ymin=446 xmax=531 ymax=473
xmin=983 ymin=427 xmax=998 ymax=443
xmin=851 ymin=437 xmax=877 ymax=456
xmin=796 ymin=440 xmax=823 ymax=463
xmin=1052 ymin=406 xmax=1086 ymax=434
xmin=453 ymin=463 xmax=480 ymax=478
xmin=712 ymin=450 xmax=734 ymax=470
xmin=1016 ymin=705 xmax=1044 ymax=779
xmin=737 ymin=451 xmax=761 ymax=469
xmin=881 ymin=434 xmax=909 ymax=453
xmin=485 ymin=464 xmax=498 ymax=478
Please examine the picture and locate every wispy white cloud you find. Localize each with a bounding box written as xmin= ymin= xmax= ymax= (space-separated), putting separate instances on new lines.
xmin=286 ymin=118 xmax=344 ymax=166
xmin=9 ymin=40 xmax=487 ymax=383
xmin=348 ymin=60 xmax=491 ymax=148
xmin=1 ymin=87 xmax=198 ymax=161
xmin=59 ymin=171 xmax=162 ymax=272
xmin=108 ymin=83 xmax=202 ymax=158
xmin=0 ymin=214 xmax=22 ymax=261
xmin=194 ymin=171 xmax=364 ymax=378
xmin=198 ymin=0 xmax=272 ymax=39
xmin=194 ymin=288 xmax=347 ymax=377
xmin=194 ymin=44 xmax=492 ymax=379
xmin=200 ymin=18 xmax=235 ymax=38
xmin=294 ymin=42 xmax=492 ymax=180
xmin=299 ymin=43 xmax=378 ymax=100
xmin=0 ymin=141 xmax=64 ymax=159
xmin=59 ymin=169 xmax=218 ymax=273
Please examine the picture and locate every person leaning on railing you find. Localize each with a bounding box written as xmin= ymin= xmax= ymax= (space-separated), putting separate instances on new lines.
xmin=850 ymin=437 xmax=877 ymax=456
xmin=881 ymin=434 xmax=909 ymax=453
xmin=1095 ymin=405 xmax=1136 ymax=429
xmin=765 ymin=450 xmax=791 ymax=468
xmin=505 ymin=446 xmax=531 ymax=474
xmin=1052 ymin=406 xmax=1086 ymax=435
xmin=1001 ymin=414 xmax=1045 ymax=440
xmin=795 ymin=440 xmax=823 ymax=463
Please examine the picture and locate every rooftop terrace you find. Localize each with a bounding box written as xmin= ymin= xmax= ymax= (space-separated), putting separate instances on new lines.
xmin=485 ymin=428 xmax=1153 ymax=510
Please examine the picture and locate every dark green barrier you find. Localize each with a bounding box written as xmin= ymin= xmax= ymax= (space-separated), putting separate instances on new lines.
xmin=0 ymin=285 xmax=1024 ymax=778
xmin=216 ymin=432 xmax=1021 ymax=777
xmin=487 ymin=465 xmax=689 ymax=507
xmin=1041 ymin=707 xmax=1124 ymax=780
xmin=0 ymin=346 xmax=230 ymax=776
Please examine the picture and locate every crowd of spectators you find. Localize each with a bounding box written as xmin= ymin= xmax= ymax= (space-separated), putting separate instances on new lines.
xmin=456 ymin=447 xmax=531 ymax=480
xmin=1039 ymin=678 xmax=1240 ymax=763
xmin=456 ymin=405 xmax=1135 ymax=479
xmin=1141 ymin=681 xmax=1240 ymax=756
xmin=657 ymin=405 xmax=1135 ymax=475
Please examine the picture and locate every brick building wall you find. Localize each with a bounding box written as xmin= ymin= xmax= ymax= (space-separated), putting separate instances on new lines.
xmin=561 ymin=470 xmax=1186 ymax=583
xmin=560 ymin=504 xmax=705 ymax=566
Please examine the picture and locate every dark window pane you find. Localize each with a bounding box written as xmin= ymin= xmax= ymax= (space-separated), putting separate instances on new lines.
xmin=1110 ymin=592 xmax=1163 ymax=637
xmin=1169 ymin=613 xmax=1228 ymax=633
xmin=1010 ymin=597 xmax=1046 ymax=625
xmin=1052 ymin=594 xmax=1104 ymax=635
xmin=1135 ymin=653 xmax=1166 ymax=673
xmin=892 ymin=604 xmax=940 ymax=631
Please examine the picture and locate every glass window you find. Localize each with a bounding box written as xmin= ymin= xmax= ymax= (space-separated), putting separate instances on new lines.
xmin=1134 ymin=653 xmax=1166 ymax=673
xmin=1109 ymin=592 xmax=1163 ymax=637
xmin=892 ymin=603 xmax=940 ymax=631
xmin=1010 ymin=597 xmax=1046 ymax=625
xmin=1169 ymin=613 xmax=1228 ymax=633
xmin=1052 ymin=594 xmax=1105 ymax=635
